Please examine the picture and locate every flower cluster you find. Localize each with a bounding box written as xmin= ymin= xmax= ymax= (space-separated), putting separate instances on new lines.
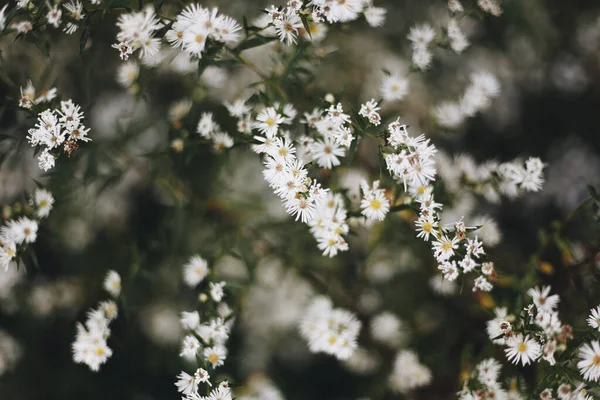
xmin=251 ymin=105 xmax=354 ymax=257
xmin=457 ymin=358 xmax=525 ymax=400
xmin=388 ymin=350 xmax=432 ymax=393
xmin=301 ymin=102 xmax=353 ymax=166
xmin=72 ymin=270 xmax=120 ymax=371
xmin=358 ymin=99 xmax=382 ymax=126
xmin=436 ymin=152 xmax=546 ymax=203
xmin=113 ymin=6 xmax=162 ymax=61
xmin=407 ymin=23 xmax=436 ymax=70
xmin=175 ymin=255 xmax=235 ymax=400
xmin=0 ymin=189 xmax=54 ymax=271
xmin=196 ymin=112 xmax=234 ymax=152
xmin=384 ymin=120 xmax=437 ymax=190
xmin=299 ymin=296 xmax=361 ymax=360
xmin=488 ymin=286 xmax=573 ymax=367
xmin=434 ymin=71 xmax=501 ymax=129
xmin=264 ymin=0 xmax=386 ymax=46
xmin=18 ymin=80 xmax=57 ymax=110
xmin=26 ymin=99 xmax=91 ymax=171
xmin=166 ymin=4 xmax=241 ymax=58
xmin=44 ymin=0 xmax=85 ymax=35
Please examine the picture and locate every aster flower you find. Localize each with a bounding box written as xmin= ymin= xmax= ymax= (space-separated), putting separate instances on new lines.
xmin=578 ymin=341 xmax=600 ymax=382
xmin=504 ymin=334 xmax=541 ymax=366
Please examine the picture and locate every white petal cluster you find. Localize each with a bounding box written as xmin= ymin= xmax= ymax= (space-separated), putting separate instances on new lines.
xmin=113 ymin=6 xmax=162 ymax=61
xmin=0 ymin=190 xmax=54 ymax=271
xmin=264 ymin=0 xmax=386 ymax=44
xmin=497 ymin=157 xmax=546 ymax=197
xmin=299 ymin=296 xmax=361 ymax=360
xmin=407 ymin=23 xmax=436 ymax=70
xmin=358 ymin=99 xmax=381 ymax=126
xmin=72 ymin=300 xmax=118 ymax=371
xmin=388 ymin=350 xmax=432 ymax=393
xmin=489 ymin=286 xmax=572 ymax=367
xmin=27 ymin=99 xmax=91 ymax=171
xmin=18 ymin=80 xmax=57 ymax=109
xmin=380 ymin=74 xmax=409 ymax=102
xmin=176 ymin=257 xmax=235 ymax=400
xmin=103 ymin=270 xmax=122 ymax=298
xmin=385 ymin=120 xmax=437 ymax=191
xmin=302 ymin=102 xmax=353 ymax=166
xmin=166 ymin=4 xmax=241 ymax=58
xmin=458 ymin=358 xmax=525 ymax=400
xmin=252 ymin=103 xmax=351 ymax=257
xmin=434 ymin=71 xmax=501 ymax=129
xmin=195 ymin=112 xmax=234 ymax=152
xmin=370 ymin=311 xmax=407 ymax=347
xmin=447 ymin=19 xmax=469 ymax=53
xmin=478 ymin=0 xmax=503 ymax=17
xmin=360 ymin=180 xmax=390 ymax=221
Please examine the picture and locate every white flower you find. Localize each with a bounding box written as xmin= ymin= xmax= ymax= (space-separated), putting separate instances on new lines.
xmin=380 ymin=74 xmax=408 ymax=102
xmin=370 ymin=312 xmax=406 ymax=347
xmin=33 ymin=189 xmax=54 ymax=218
xmin=476 ymin=358 xmax=501 ymax=388
xmin=103 ymin=270 xmax=122 ymax=298
xmin=578 ymin=341 xmax=600 ymax=382
xmin=389 ymin=350 xmax=431 ymax=393
xmin=587 ymin=306 xmax=600 ymax=331
xmin=180 ymin=335 xmax=201 ymax=360
xmin=209 ymin=281 xmax=226 ymax=302
xmin=364 ymin=6 xmax=386 ymax=27
xmin=175 ymin=371 xmax=198 ymax=396
xmin=180 ymin=311 xmax=200 ymax=330
xmin=310 ymin=136 xmax=345 ymax=169
xmin=116 ymin=61 xmax=139 ymax=88
xmin=527 ymin=286 xmax=560 ymax=313
xmin=486 ymin=307 xmax=509 ymax=344
xmin=183 ymin=255 xmax=209 ymax=287
xmin=255 ymin=107 xmax=285 ymax=138
xmin=360 ymin=180 xmax=390 ymax=221
xmin=1 ymin=217 xmax=38 ymax=245
xmin=299 ymin=296 xmax=361 ymax=360
xmin=434 ymin=101 xmax=465 ymax=129
xmin=204 ymin=345 xmax=227 ymax=368
xmin=504 ymin=334 xmax=541 ymax=366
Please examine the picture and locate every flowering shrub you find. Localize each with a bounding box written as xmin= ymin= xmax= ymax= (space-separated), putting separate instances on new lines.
xmin=1 ymin=0 xmax=600 ymax=398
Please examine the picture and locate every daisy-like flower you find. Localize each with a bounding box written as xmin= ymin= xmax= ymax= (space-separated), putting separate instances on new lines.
xmin=432 ymin=235 xmax=459 ymax=262
xmin=183 ymin=255 xmax=209 ymax=287
xmin=175 ymin=371 xmax=198 ymax=396
xmin=587 ymin=306 xmax=600 ymax=331
xmin=527 ymin=286 xmax=560 ymax=313
xmin=380 ymin=74 xmax=409 ymax=102
xmin=116 ymin=61 xmax=139 ymax=88
xmin=578 ymin=341 xmax=600 ymax=382
xmin=310 ymin=136 xmax=345 ymax=169
xmin=255 ymin=107 xmax=285 ymax=137
xmin=504 ymin=334 xmax=541 ymax=366
xmin=209 ymin=281 xmax=226 ymax=302
xmin=415 ymin=214 xmax=438 ymax=241
xmin=274 ymin=7 xmax=303 ymax=45
xmin=103 ymin=270 xmax=121 ymax=298
xmin=204 ymin=345 xmax=227 ymax=368
xmin=360 ymin=180 xmax=390 ymax=221
xmin=47 ymin=5 xmax=62 ymax=28
xmin=33 ymin=188 xmax=54 ymax=218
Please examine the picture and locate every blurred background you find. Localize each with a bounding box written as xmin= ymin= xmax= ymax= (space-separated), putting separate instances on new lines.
xmin=1 ymin=0 xmax=600 ymax=399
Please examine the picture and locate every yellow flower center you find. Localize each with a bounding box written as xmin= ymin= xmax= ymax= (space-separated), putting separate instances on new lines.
xmin=442 ymin=241 xmax=453 ymax=251
xmin=370 ymin=199 xmax=381 ymax=210
xmin=265 ymin=117 xmax=275 ymax=126
xmin=422 ymin=221 xmax=432 ymax=232
xmin=517 ymin=343 xmax=528 ymax=353
xmin=208 ymin=353 xmax=219 ymax=363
